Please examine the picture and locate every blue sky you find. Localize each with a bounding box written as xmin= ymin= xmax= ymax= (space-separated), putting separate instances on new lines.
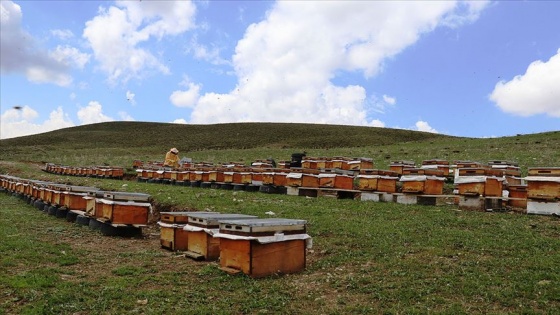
xmin=1 ymin=0 xmax=559 ymax=139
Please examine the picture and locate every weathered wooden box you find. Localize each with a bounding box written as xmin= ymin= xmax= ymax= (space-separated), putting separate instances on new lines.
xmin=301 ymin=171 xmax=320 ymax=188
xmin=184 ymin=213 xmax=258 ymax=260
xmin=286 ymin=172 xmax=303 ymax=187
xmin=389 ymin=161 xmax=415 ymax=175
xmin=95 ymin=199 xmax=150 ymax=225
xmin=455 ymin=176 xmax=503 ymax=197
xmin=159 ymin=211 xmax=213 ymax=251
xmin=261 ymin=171 xmax=275 ymax=185
xmin=223 ymin=171 xmax=234 ymax=183
xmin=377 ymin=176 xmax=398 ymax=193
xmin=216 ymin=218 xmax=310 ymax=278
xmin=525 ymin=171 xmax=560 ymax=200
xmin=508 ymin=185 xmax=528 ymax=209
xmin=343 ymin=158 xmax=373 ymax=171
xmin=273 ymin=171 xmax=288 ymax=187
xmin=400 ymin=175 xmax=445 ymax=195
xmin=318 ymin=173 xmax=336 ymax=188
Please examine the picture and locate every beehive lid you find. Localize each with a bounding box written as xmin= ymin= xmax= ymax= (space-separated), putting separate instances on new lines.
xmin=219 ymin=218 xmax=307 ymax=235
xmin=187 ymin=213 xmax=258 ymax=228
xmin=66 ymin=185 xmax=99 ymax=193
xmin=103 ymin=191 xmax=151 ymax=202
xmin=528 ymin=167 xmax=560 ymax=177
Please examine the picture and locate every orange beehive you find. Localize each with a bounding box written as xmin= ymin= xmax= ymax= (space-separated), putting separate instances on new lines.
xmin=389 ymin=161 xmax=415 ymax=175
xmin=400 ymin=175 xmax=445 ymax=195
xmin=508 ymin=185 xmax=528 ymax=209
xmin=286 ymin=172 xmax=303 ymax=187
xmin=158 ymin=212 xmax=214 ymax=251
xmin=301 ymin=170 xmax=320 ymax=188
xmin=216 ymin=218 xmax=311 ymax=278
xmin=183 ymin=213 xmax=257 ymax=260
xmin=525 ymin=168 xmax=560 ymax=200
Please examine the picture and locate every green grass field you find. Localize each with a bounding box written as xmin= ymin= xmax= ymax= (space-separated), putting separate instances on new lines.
xmin=1 ymin=122 xmax=559 ymax=314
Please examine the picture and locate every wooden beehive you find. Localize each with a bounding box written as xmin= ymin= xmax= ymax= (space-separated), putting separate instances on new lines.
xmin=389 ymin=161 xmax=415 ymax=175
xmin=508 ymin=185 xmax=528 ymax=209
xmin=286 ymin=172 xmax=303 ymax=187
xmin=273 ymin=171 xmax=288 ymax=186
xmin=261 ymin=170 xmax=275 ymax=185
xmin=223 ymin=171 xmax=234 ymax=183
xmin=400 ymin=175 xmax=445 ymax=195
xmin=184 ymin=213 xmax=258 ymax=260
xmin=318 ymin=173 xmax=336 ymax=188
xmin=96 ymin=199 xmax=150 ymax=225
xmin=525 ymin=168 xmax=560 ymax=200
xmin=159 ymin=211 xmax=215 ymax=251
xmin=377 ymin=176 xmax=398 ymax=193
xmin=334 ymin=174 xmax=355 ymax=190
xmin=301 ymin=170 xmax=320 ymax=188
xmin=217 ymin=218 xmax=310 ymax=278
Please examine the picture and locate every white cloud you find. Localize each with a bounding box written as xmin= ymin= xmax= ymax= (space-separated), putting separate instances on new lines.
xmin=187 ymin=1 xmax=487 ymax=126
xmin=50 ymin=45 xmax=90 ymax=69
xmin=188 ymin=36 xmax=230 ymax=66
xmin=83 ymin=0 xmax=196 ymax=84
xmin=170 ymin=83 xmax=201 ymax=108
xmin=51 ymin=29 xmax=74 ymax=40
xmin=172 ymin=118 xmax=188 ymax=124
xmin=77 ymin=101 xmax=114 ymax=125
xmin=118 ymin=111 xmax=135 ymax=121
xmin=369 ymin=119 xmax=386 ymax=128
xmin=415 ymin=120 xmax=438 ymax=133
xmin=0 ymin=106 xmax=75 ymax=139
xmin=126 ymin=90 xmax=136 ymax=105
xmin=0 ymin=1 xmax=75 ymax=86
xmin=382 ymin=95 xmax=396 ymax=105
xmin=490 ymin=48 xmax=560 ymax=117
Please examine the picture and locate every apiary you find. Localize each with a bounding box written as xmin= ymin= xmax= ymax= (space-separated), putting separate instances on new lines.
xmin=158 ymin=211 xmax=215 ymax=251
xmin=183 ymin=213 xmax=258 ymax=260
xmin=216 ymin=218 xmax=311 ymax=278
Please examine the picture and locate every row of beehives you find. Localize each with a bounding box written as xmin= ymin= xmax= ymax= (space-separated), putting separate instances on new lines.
xmin=158 ymin=212 xmax=312 ymax=277
xmin=0 ymin=174 xmax=152 ymax=236
xmin=0 ymin=174 xmax=312 ymax=278
xmin=44 ymin=163 xmax=124 ymax=179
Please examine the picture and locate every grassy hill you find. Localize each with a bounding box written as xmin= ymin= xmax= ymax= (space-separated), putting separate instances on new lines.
xmin=1 ymin=122 xmax=558 ymax=173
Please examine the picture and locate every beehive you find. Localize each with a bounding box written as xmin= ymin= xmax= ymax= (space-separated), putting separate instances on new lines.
xmin=158 ymin=211 xmax=215 ymax=251
xmin=95 ymin=199 xmax=151 ymax=225
xmin=525 ymin=168 xmax=560 ymax=200
xmin=377 ymin=175 xmax=399 ymax=193
xmin=301 ymin=170 xmax=320 ymax=188
xmin=507 ymin=185 xmax=528 ymax=209
xmin=184 ymin=213 xmax=258 ymax=260
xmin=216 ymin=218 xmax=311 ymax=278
xmin=286 ymin=172 xmax=303 ymax=187
xmin=455 ymin=176 xmax=504 ymax=197
xmin=389 ymin=160 xmax=415 ymax=175
xmin=400 ymin=175 xmax=445 ymax=195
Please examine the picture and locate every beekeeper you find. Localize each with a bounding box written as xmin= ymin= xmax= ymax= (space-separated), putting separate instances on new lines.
xmin=163 ymin=147 xmax=180 ymax=169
